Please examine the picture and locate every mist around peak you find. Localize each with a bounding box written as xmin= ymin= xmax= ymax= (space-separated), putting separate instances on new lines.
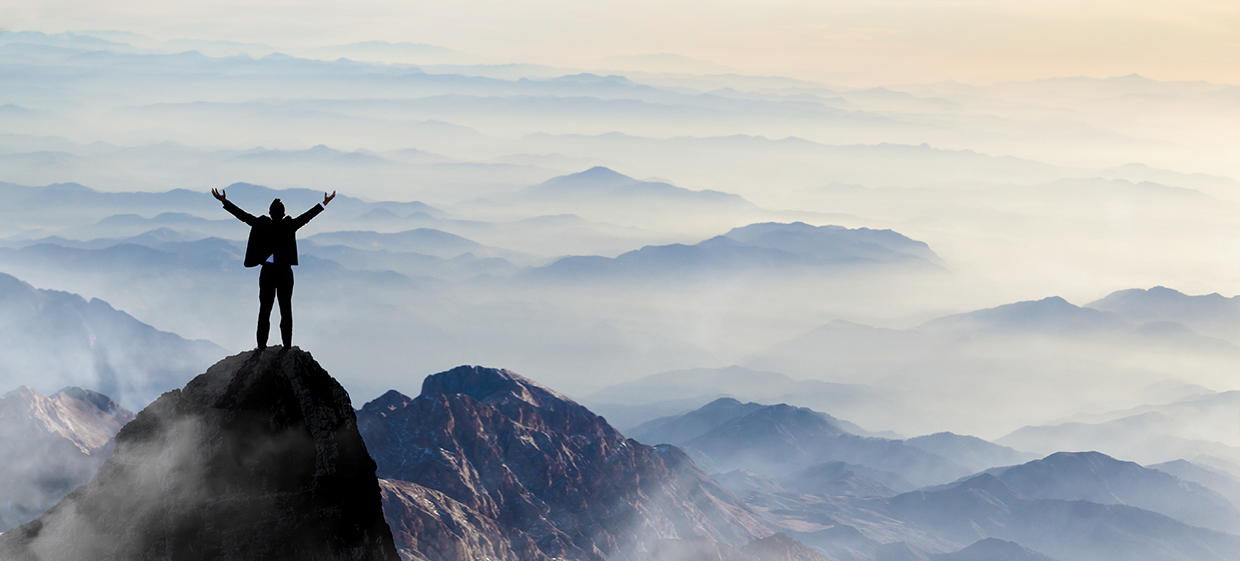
xmin=0 ymin=385 xmax=134 ymax=532
xmin=0 ymin=348 xmax=399 ymax=560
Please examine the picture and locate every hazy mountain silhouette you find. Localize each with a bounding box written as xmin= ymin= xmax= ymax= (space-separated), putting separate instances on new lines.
xmin=1087 ymin=286 xmax=1240 ymax=342
xmin=921 ymin=296 xmax=1129 ymax=335
xmin=520 ymin=166 xmax=753 ymax=207
xmin=779 ymin=461 xmax=912 ymax=497
xmin=533 ymin=221 xmax=942 ymax=281
xmin=904 ymin=432 xmax=1034 ymax=473
xmin=630 ymin=397 xmax=882 ymax=446
xmin=934 ymin=538 xmax=1057 ymax=561
xmin=982 ymin=451 xmax=1240 ymax=533
xmin=305 ymin=227 xmax=529 ymax=262
xmin=0 ymin=272 xmax=223 ymax=409
xmin=1149 ymin=459 xmax=1240 ymax=510
xmin=998 ymin=391 xmax=1240 ymax=466
xmin=655 ymin=401 xmax=970 ymax=487
xmin=891 ymin=472 xmax=1240 ymax=561
xmin=585 ymin=365 xmax=905 ymax=437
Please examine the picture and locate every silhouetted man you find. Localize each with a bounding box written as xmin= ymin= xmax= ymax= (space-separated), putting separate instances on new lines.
xmin=212 ymin=188 xmax=336 ymax=349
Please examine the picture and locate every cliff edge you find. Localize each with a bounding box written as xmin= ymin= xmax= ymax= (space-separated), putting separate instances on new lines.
xmin=0 ymin=347 xmax=399 ymax=561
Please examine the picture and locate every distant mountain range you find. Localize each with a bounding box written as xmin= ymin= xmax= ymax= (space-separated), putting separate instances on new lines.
xmin=744 ymin=288 xmax=1240 ymax=436
xmin=975 ymin=451 xmax=1240 ymax=534
xmin=1086 ymin=286 xmax=1240 ymax=342
xmin=998 ymin=390 xmax=1240 ymax=467
xmin=0 ymin=180 xmax=445 ymax=240
xmin=0 ymin=272 xmax=223 ymax=409
xmin=518 ymin=166 xmax=752 ymax=208
xmin=632 ymin=398 xmax=972 ymax=488
xmin=583 ymin=366 xmax=901 ymax=434
xmin=531 ymin=221 xmax=942 ymax=282
xmin=305 ymin=227 xmax=533 ymax=263
xmin=889 ymin=464 xmax=1240 ymax=561
xmin=3 ymin=360 xmax=1238 ymax=560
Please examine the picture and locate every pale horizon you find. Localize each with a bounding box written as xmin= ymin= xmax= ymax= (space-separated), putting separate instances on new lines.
xmin=6 ymin=0 xmax=1240 ymax=86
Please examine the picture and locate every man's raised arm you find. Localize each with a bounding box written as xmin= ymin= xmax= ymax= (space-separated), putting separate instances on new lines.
xmin=291 ymin=190 xmax=335 ymax=230
xmin=213 ymin=188 xmax=258 ymax=225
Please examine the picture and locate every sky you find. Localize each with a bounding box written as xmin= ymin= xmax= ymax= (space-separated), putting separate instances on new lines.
xmin=4 ymin=0 xmax=1240 ymax=85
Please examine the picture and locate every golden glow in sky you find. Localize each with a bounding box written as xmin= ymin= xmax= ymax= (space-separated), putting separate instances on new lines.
xmin=4 ymin=0 xmax=1240 ymax=85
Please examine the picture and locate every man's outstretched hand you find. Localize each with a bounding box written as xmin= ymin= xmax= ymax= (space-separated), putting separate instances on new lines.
xmin=323 ymin=190 xmax=336 ymax=206
xmin=211 ymin=188 xmax=227 ymax=202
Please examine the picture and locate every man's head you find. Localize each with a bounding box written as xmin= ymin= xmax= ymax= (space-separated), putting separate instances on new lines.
xmin=269 ymin=199 xmax=285 ymax=220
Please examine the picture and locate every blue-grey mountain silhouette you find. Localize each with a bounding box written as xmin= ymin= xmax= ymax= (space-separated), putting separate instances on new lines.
xmin=1087 ymin=286 xmax=1240 ymax=342
xmin=980 ymin=451 xmax=1240 ymax=533
xmin=533 ymin=221 xmax=942 ymax=282
xmin=648 ymin=400 xmax=970 ymax=487
xmin=889 ymin=471 xmax=1240 ymax=561
xmin=903 ymin=432 xmax=1033 ymax=474
xmin=1149 ymin=459 xmax=1240 ymax=512
xmin=0 ymin=272 xmax=222 ymax=408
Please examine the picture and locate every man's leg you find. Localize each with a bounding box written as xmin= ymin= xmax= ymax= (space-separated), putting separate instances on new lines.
xmin=257 ymin=265 xmax=276 ymax=349
xmin=276 ymin=266 xmax=295 ymax=348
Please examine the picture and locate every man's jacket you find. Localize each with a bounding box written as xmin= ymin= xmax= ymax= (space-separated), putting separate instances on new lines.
xmin=222 ymin=200 xmax=323 ymax=267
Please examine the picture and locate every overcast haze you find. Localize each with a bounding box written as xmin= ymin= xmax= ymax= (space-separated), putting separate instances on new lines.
xmin=9 ymin=4 xmax=1240 ymax=558
xmin=2 ymin=1 xmax=1240 ymax=441
xmin=6 ymin=0 xmax=1240 ymax=84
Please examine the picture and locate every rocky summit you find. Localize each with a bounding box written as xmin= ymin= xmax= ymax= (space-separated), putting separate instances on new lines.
xmin=358 ymin=365 xmax=773 ymax=561
xmin=0 ymin=347 xmax=399 ymax=561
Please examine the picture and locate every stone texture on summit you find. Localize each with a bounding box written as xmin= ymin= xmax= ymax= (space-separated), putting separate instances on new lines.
xmin=358 ymin=365 xmax=771 ymax=561
xmin=0 ymin=348 xmax=400 ymax=561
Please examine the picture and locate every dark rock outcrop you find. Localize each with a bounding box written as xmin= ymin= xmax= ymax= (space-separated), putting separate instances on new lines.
xmin=0 ymin=386 xmax=133 ymax=531
xmin=0 ymin=347 xmax=399 ymax=561
xmin=358 ymin=365 xmax=773 ymax=561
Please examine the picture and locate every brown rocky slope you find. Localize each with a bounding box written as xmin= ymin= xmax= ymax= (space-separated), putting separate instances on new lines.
xmin=357 ymin=365 xmax=779 ymax=561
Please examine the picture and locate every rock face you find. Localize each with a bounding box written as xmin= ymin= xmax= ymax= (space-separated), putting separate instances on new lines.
xmin=0 ymin=348 xmax=399 ymax=561
xmin=0 ymin=386 xmax=134 ymax=531
xmin=357 ymin=365 xmax=772 ymax=561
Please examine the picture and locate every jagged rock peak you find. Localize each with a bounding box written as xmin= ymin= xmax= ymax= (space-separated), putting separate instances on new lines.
xmin=360 ymin=365 xmax=773 ymax=561
xmin=0 ymin=347 xmax=399 ymax=561
xmin=422 ymin=364 xmax=572 ymax=406
xmin=0 ymin=385 xmax=133 ymax=455
xmin=420 ymin=364 xmax=614 ymax=436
